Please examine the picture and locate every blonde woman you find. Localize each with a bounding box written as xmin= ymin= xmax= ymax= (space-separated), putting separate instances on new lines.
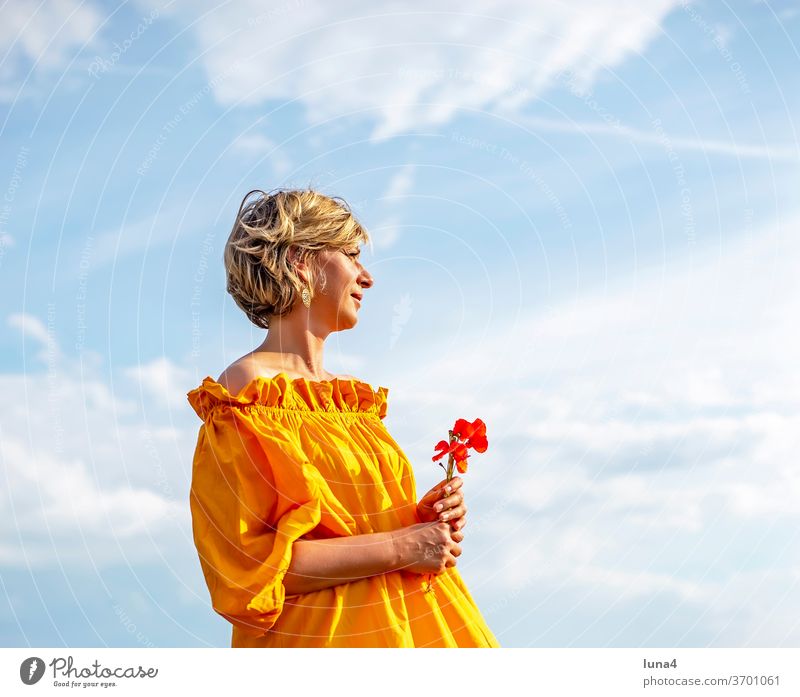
xmin=187 ymin=189 xmax=500 ymax=648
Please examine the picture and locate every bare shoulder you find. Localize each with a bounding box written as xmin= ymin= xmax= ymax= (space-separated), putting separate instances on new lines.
xmin=216 ymin=357 xmax=269 ymax=395
xmin=217 ymin=355 xmax=360 ymax=391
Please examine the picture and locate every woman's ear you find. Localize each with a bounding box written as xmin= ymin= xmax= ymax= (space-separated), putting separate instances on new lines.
xmin=287 ymin=245 xmax=311 ymax=285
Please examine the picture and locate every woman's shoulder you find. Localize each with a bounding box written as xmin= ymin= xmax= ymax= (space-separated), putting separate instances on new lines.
xmin=217 ymin=356 xmax=358 ymax=395
xmin=216 ymin=357 xmax=262 ymax=396
xmin=188 ymin=358 xmax=384 ymax=422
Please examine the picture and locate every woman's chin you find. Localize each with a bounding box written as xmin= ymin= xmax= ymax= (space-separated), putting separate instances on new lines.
xmin=333 ymin=311 xmax=358 ymax=330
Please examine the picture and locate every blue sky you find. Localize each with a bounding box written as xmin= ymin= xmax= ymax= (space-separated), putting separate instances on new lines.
xmin=1 ymin=0 xmax=799 ymax=648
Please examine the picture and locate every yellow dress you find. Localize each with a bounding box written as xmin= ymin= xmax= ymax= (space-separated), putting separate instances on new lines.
xmin=186 ymin=373 xmax=500 ymax=648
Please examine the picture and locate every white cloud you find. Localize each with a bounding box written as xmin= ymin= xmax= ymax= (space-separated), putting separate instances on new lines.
xmin=0 ymin=0 xmax=103 ymax=102
xmin=7 ymin=311 xmax=62 ymax=366
xmin=512 ymin=114 xmax=800 ymax=162
xmin=123 ymin=355 xmax=195 ymax=410
xmin=0 ymin=368 xmax=189 ymax=569
xmin=134 ymin=0 xmax=682 ymax=141
xmin=1 ymin=436 xmax=178 ymax=538
xmin=383 ymin=165 xmax=415 ymax=200
xmin=230 ymin=132 xmax=292 ymax=175
xmin=7 ymin=312 xmax=49 ymax=345
xmin=0 ymin=322 xmax=194 ymax=569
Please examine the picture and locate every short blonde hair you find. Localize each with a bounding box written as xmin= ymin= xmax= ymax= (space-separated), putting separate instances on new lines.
xmin=224 ymin=188 xmax=370 ymax=329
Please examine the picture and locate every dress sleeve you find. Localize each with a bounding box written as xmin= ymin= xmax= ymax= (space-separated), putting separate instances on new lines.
xmin=189 ymin=405 xmax=322 ymax=637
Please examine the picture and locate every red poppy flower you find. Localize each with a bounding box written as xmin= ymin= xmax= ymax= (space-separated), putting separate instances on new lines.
xmin=452 ymin=417 xmax=488 ymax=453
xmin=432 ymin=440 xmax=469 ymax=463
xmin=432 ymin=440 xmax=451 ymax=462
xmin=432 ymin=439 xmax=470 ymax=471
xmin=432 ymin=417 xmax=488 ymax=480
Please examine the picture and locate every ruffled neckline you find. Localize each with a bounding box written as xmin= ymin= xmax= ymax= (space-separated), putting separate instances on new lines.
xmin=187 ymin=372 xmax=389 ymax=420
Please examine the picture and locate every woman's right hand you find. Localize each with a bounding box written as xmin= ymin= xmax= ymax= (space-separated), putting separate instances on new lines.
xmin=392 ymin=522 xmax=464 ymax=575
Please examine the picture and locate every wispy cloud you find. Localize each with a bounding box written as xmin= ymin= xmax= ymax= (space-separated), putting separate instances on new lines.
xmin=0 ymin=0 xmax=103 ymax=103
xmin=7 ymin=312 xmax=50 ymax=346
xmin=369 ymin=165 xmax=416 ymax=250
xmin=230 ymin=132 xmax=292 ymax=176
xmin=510 ymin=113 xmax=800 ymax=162
xmin=383 ymin=164 xmax=415 ymax=200
xmin=135 ymin=0 xmax=683 ymax=141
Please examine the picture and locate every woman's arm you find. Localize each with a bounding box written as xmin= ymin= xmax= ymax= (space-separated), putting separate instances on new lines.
xmin=282 ymin=523 xmax=464 ymax=595
xmin=283 ymin=530 xmax=401 ymax=595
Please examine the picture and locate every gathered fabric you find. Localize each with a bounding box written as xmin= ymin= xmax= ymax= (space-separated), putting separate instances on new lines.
xmin=186 ymin=373 xmax=500 ymax=648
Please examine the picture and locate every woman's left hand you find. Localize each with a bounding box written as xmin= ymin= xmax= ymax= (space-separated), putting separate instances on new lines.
xmin=416 ymin=476 xmax=467 ymax=531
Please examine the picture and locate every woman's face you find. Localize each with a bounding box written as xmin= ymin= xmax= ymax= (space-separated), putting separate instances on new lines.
xmin=314 ymin=244 xmax=374 ymax=330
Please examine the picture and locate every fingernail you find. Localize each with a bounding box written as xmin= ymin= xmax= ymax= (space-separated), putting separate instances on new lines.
xmin=434 ymin=503 xmax=443 ymax=512
xmin=445 ymin=486 xmax=451 ymax=493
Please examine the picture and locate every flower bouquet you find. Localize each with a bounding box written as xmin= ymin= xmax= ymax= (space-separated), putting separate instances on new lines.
xmin=422 ymin=417 xmax=488 ymax=594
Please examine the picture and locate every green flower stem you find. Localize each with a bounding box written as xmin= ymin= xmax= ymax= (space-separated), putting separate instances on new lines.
xmin=427 ymin=431 xmax=458 ymax=596
xmin=445 ymin=430 xmax=456 ymax=482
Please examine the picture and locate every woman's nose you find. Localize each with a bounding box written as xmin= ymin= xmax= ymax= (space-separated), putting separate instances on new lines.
xmin=359 ymin=265 xmax=374 ymax=288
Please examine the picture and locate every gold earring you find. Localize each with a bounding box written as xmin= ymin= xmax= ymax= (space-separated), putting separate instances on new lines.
xmin=301 ymin=286 xmax=311 ymax=308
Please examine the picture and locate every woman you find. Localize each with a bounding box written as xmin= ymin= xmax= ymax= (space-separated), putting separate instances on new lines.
xmin=187 ymin=189 xmax=500 ymax=647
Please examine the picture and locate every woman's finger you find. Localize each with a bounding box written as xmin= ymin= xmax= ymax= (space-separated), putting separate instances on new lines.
xmin=434 ymin=490 xmax=465 ymax=513
xmin=447 ymin=515 xmax=466 ymax=532
xmin=439 ymin=504 xmax=466 ymax=523
xmin=438 ymin=477 xmax=463 ymax=498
